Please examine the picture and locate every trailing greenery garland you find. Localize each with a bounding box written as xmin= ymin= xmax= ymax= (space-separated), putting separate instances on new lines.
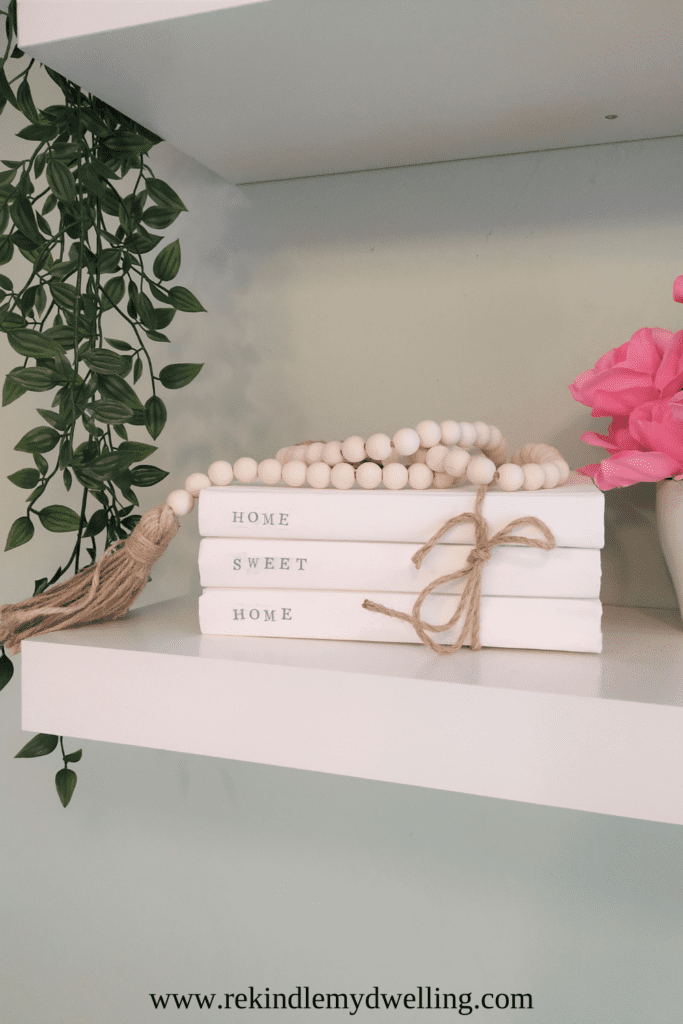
xmin=0 ymin=1 xmax=204 ymax=805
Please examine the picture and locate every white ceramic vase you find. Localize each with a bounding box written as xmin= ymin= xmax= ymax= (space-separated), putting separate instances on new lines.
xmin=656 ymin=478 xmax=683 ymax=620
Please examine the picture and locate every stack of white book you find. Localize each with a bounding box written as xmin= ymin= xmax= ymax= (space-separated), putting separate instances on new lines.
xmin=198 ymin=474 xmax=605 ymax=653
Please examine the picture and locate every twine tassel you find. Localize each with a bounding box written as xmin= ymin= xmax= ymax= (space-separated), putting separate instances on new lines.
xmin=0 ymin=504 xmax=178 ymax=655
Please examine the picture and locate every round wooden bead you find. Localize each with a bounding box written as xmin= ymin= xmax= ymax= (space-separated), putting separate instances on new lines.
xmin=408 ymin=463 xmax=433 ymax=489
xmin=166 ymin=489 xmax=194 ymax=516
xmin=443 ymin=446 xmax=470 ymax=477
xmin=305 ymin=441 xmax=325 ymax=465
xmin=485 ymin=425 xmax=503 ymax=451
xmin=233 ymin=457 xmax=258 ymax=483
xmin=472 ymin=421 xmax=491 ymax=448
xmin=383 ymin=446 xmax=405 ymax=465
xmin=411 ymin=447 xmax=429 ymax=464
xmin=416 ymin=419 xmax=441 ymax=447
xmin=433 ymin=472 xmax=453 ymax=489
xmin=540 ymin=462 xmax=561 ymax=489
xmin=281 ymin=460 xmax=307 ymax=487
xmin=330 ymin=462 xmax=355 ymax=489
xmin=290 ymin=444 xmax=309 ymax=463
xmin=522 ymin=463 xmax=546 ymax=490
xmin=426 ymin=444 xmax=448 ymax=472
xmin=275 ymin=447 xmax=292 ymax=465
xmin=321 ymin=441 xmax=344 ymax=466
xmin=466 ymin=454 xmax=496 ymax=485
xmin=457 ymin=422 xmax=478 ymax=448
xmin=207 ymin=460 xmax=233 ymax=486
xmin=356 ymin=461 xmax=382 ymax=489
xmin=341 ymin=435 xmax=366 ymax=463
xmin=393 ymin=427 xmax=420 ymax=457
xmin=440 ymin=420 xmax=461 ymax=445
xmin=552 ymin=458 xmax=571 ymax=483
xmin=307 ymin=461 xmax=331 ymax=488
xmin=257 ymin=458 xmax=282 ymax=485
xmin=496 ymin=463 xmax=524 ymax=491
xmin=365 ymin=432 xmax=392 ymax=461
xmin=184 ymin=472 xmax=211 ymax=497
xmin=382 ymin=462 xmax=408 ymax=490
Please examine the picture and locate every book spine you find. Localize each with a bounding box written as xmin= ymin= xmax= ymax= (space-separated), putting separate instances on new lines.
xmin=199 ymin=589 xmax=603 ymax=653
xmin=198 ymin=537 xmax=602 ymax=598
xmin=198 ymin=482 xmax=605 ymax=548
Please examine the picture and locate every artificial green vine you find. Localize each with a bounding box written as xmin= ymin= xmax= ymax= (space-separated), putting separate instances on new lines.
xmin=0 ymin=0 xmax=204 ymax=805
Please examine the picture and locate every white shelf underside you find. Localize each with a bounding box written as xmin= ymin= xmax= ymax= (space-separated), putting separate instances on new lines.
xmin=20 ymin=597 xmax=683 ymax=826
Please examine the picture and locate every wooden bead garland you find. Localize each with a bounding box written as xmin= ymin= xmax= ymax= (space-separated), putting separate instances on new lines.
xmin=164 ymin=420 xmax=572 ymax=516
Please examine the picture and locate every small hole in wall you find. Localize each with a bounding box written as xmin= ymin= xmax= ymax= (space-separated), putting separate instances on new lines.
xmin=604 ymin=114 xmax=618 ymax=119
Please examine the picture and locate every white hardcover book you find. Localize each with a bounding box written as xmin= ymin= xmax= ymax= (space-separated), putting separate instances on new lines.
xmin=199 ymin=589 xmax=603 ymax=653
xmin=198 ymin=537 xmax=602 ymax=598
xmin=198 ymin=473 xmax=604 ymax=548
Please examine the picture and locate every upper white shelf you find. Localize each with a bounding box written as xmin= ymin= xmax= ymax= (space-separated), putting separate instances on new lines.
xmin=20 ymin=597 xmax=683 ymax=825
xmin=18 ymin=1 xmax=683 ymax=184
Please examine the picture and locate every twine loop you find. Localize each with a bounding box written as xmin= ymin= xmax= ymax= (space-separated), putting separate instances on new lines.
xmin=363 ymin=483 xmax=556 ymax=654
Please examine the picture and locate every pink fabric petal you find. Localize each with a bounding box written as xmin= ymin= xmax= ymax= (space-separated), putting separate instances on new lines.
xmin=673 ymin=275 xmax=683 ymax=303
xmin=654 ymin=330 xmax=683 ymax=396
xmin=578 ymin=450 xmax=682 ymax=490
xmin=628 ymin=399 xmax=683 ymax=462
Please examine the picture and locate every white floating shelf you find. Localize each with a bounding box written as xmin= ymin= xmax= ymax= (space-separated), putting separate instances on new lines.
xmin=18 ymin=1 xmax=683 ymax=183
xmin=20 ymin=597 xmax=683 ymax=825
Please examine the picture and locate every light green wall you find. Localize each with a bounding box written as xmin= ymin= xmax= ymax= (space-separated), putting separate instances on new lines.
xmin=1 ymin=65 xmax=683 ymax=1024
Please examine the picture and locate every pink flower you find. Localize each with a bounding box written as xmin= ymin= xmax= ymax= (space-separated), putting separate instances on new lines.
xmin=674 ymin=276 xmax=683 ymax=303
xmin=569 ymin=327 xmax=683 ymax=417
xmin=575 ymin=396 xmax=683 ymax=490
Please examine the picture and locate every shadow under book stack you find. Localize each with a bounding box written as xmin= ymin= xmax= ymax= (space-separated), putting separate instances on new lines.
xmin=197 ymin=473 xmax=605 ymax=653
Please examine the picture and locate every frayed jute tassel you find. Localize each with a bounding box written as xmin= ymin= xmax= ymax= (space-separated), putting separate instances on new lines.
xmin=0 ymin=503 xmax=178 ymax=655
xmin=363 ymin=482 xmax=556 ymax=653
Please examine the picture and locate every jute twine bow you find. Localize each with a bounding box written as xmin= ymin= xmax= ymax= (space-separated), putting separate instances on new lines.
xmin=362 ymin=483 xmax=556 ymax=653
xmin=0 ymin=504 xmax=178 ymax=655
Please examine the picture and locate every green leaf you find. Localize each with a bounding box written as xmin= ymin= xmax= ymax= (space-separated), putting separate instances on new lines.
xmin=97 ymin=373 xmax=143 ymax=408
xmin=126 ymin=230 xmax=164 ymax=254
xmin=37 ymin=407 xmax=67 ymax=429
xmin=83 ymin=350 xmax=126 ymax=375
xmin=153 ymin=239 xmax=181 ymax=282
xmin=7 ymin=468 xmax=40 ymax=489
xmin=167 ymin=286 xmax=205 ymax=313
xmin=145 ymin=331 xmax=169 ymax=343
xmin=0 ymin=307 xmax=25 ymax=331
xmin=105 ymin=338 xmax=133 ymax=352
xmin=133 ymin=356 xmax=142 ymax=383
xmin=55 ymin=767 xmax=77 ymax=807
xmin=158 ymin=362 xmax=203 ymax=389
xmin=10 ymin=195 xmax=42 ymax=246
xmin=0 ymin=234 xmax=14 ymax=264
xmin=34 ymin=151 xmax=47 ymax=179
xmin=16 ymin=121 xmax=60 ymax=143
xmin=83 ymin=508 xmax=107 ymax=536
xmin=64 ymin=748 xmax=82 ymax=764
xmin=0 ymin=274 xmax=12 ymax=290
xmin=8 ymin=367 xmax=59 ymax=391
xmin=7 ymin=328 xmax=64 ymax=358
xmin=50 ymin=280 xmax=79 ymax=311
xmin=145 ymin=178 xmax=187 ymax=212
xmin=0 ymin=650 xmax=14 ymax=692
xmin=0 ymin=67 xmax=18 ymax=110
xmin=33 ymin=577 xmax=49 ymax=595
xmin=152 ymin=307 xmax=176 ymax=330
xmin=101 ymin=276 xmax=125 ymax=310
xmin=141 ymin=205 xmax=179 ymax=230
xmin=144 ymin=395 xmax=166 ymax=439
xmin=2 ymin=374 xmax=26 ymax=406
xmin=42 ymin=192 xmax=58 ymax=215
xmin=43 ymin=324 xmax=77 ymax=350
xmin=15 ymin=733 xmax=59 ymax=758
xmin=133 ymin=291 xmax=155 ymax=329
xmin=33 ymin=452 xmax=49 ymax=474
xmin=89 ymin=399 xmax=133 ymax=424
xmin=16 ymin=79 xmax=40 ymax=123
xmin=63 ymin=467 xmax=72 ymax=491
xmin=46 ymin=159 xmax=77 ymax=203
xmin=37 ymin=505 xmax=82 ymax=532
xmin=15 ymin=426 xmax=60 ymax=453
xmin=89 ymin=452 xmax=123 ymax=479
xmin=116 ymin=440 xmax=157 ymax=464
xmin=5 ymin=515 xmax=34 ymax=550
xmin=130 ymin=465 xmax=169 ymax=487
xmin=105 ymin=131 xmax=154 ymax=156
xmin=97 ymin=248 xmax=120 ymax=274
